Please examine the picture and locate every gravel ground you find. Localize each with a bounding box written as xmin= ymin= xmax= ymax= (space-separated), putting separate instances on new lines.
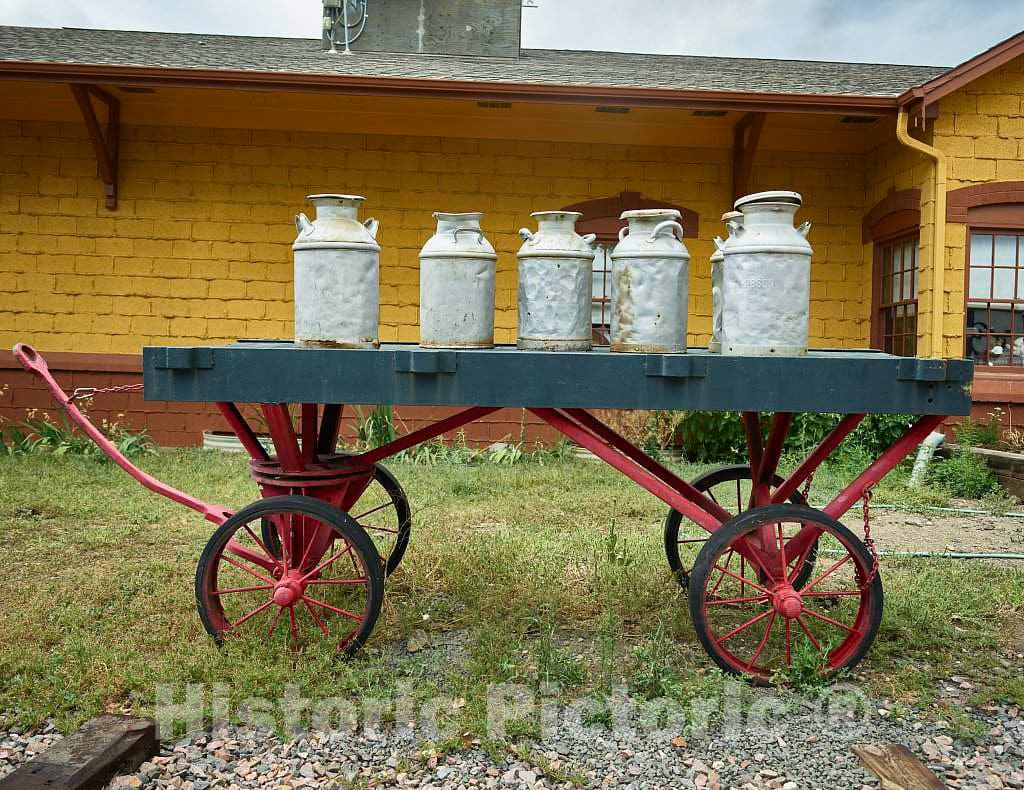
xmin=1 ymin=679 xmax=1021 ymax=789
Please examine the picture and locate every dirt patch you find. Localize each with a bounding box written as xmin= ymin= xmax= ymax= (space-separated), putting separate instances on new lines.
xmin=838 ymin=508 xmax=1024 ymax=557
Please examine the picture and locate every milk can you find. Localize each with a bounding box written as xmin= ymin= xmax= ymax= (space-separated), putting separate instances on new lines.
xmin=516 ymin=211 xmax=597 ymax=351
xmin=293 ymin=194 xmax=381 ymax=348
xmin=419 ymin=212 xmax=497 ymax=348
xmin=609 ymin=209 xmax=690 ymax=353
xmin=708 ymin=210 xmax=744 ymax=353
xmin=719 ymin=191 xmax=812 ymax=356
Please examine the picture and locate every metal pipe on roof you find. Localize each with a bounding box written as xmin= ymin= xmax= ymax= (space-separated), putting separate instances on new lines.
xmin=895 ymin=109 xmax=947 ymax=360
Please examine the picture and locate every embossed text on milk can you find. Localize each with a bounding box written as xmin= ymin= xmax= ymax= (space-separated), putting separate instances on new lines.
xmin=720 ymin=191 xmax=812 ymax=357
xmin=293 ymin=194 xmax=381 ymax=349
xmin=419 ymin=212 xmax=498 ymax=348
xmin=609 ymin=209 xmax=690 ymax=353
xmin=516 ymin=211 xmax=597 ymax=352
xmin=708 ymin=210 xmax=744 ymax=353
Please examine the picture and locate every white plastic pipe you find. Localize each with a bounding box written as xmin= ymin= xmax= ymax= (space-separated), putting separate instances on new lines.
xmin=909 ymin=430 xmax=946 ymax=488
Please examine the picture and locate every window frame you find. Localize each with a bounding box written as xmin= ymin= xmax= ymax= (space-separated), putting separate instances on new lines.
xmin=870 ymin=230 xmax=921 ymax=357
xmin=964 ymin=224 xmax=1024 ymax=370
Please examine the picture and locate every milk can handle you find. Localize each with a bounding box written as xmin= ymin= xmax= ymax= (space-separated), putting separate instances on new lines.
xmin=648 ymin=220 xmax=685 ymax=243
xmin=797 ymin=221 xmax=812 ymax=238
xmin=364 ymin=217 xmax=380 ymax=239
xmin=295 ymin=212 xmax=314 ymax=236
xmin=582 ymin=233 xmax=598 ymax=248
xmin=618 ymin=226 xmax=629 ymax=242
xmin=453 ymin=227 xmax=485 ymax=243
xmin=518 ymin=228 xmax=535 ymax=243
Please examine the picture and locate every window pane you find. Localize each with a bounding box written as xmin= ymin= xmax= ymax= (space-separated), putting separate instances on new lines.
xmin=971 ymin=233 xmax=993 ymax=265
xmin=902 ymin=268 xmax=913 ymax=301
xmin=894 ymin=304 xmax=906 ymax=335
xmin=994 ymin=267 xmax=1016 ymax=299
xmin=892 ymin=269 xmax=901 ymax=302
xmin=903 ymin=239 xmax=917 ymax=270
xmin=881 ymin=266 xmax=893 ymax=303
xmin=970 ymin=267 xmax=992 ymax=298
xmin=995 ymin=235 xmax=1017 ymax=266
xmin=884 ymin=307 xmax=894 ymax=337
xmin=992 ymin=303 xmax=1013 ymax=332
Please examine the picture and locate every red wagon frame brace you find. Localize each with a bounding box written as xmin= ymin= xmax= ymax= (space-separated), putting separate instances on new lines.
xmin=13 ymin=341 xmax=966 ymax=681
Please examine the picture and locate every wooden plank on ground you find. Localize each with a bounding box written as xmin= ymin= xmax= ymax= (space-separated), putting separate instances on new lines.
xmin=852 ymin=743 xmax=945 ymax=790
xmin=0 ymin=714 xmax=157 ymax=789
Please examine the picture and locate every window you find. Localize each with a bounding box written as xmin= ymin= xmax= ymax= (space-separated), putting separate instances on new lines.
xmin=875 ymin=235 xmax=919 ymax=356
xmin=966 ymin=230 xmax=1024 ymax=366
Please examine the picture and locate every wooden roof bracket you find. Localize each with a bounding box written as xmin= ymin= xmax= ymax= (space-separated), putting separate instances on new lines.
xmin=69 ymin=84 xmax=120 ymax=210
xmin=732 ymin=111 xmax=766 ymax=202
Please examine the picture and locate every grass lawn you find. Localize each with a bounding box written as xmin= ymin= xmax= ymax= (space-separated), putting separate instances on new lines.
xmin=1 ymin=449 xmax=1022 ymax=739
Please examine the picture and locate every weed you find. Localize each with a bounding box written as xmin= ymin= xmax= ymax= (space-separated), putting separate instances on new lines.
xmin=939 ymin=703 xmax=989 ymax=743
xmin=629 ymin=621 xmax=684 ymax=700
xmin=532 ymin=626 xmax=586 ymax=689
xmin=771 ymin=637 xmax=838 ymax=693
xmin=0 ymin=409 xmax=154 ymax=462
xmin=929 ymin=450 xmax=1001 ymax=499
xmin=954 ymin=410 xmax=1003 ymax=448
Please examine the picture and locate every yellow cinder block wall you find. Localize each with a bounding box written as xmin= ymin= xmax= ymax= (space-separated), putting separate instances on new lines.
xmin=1 ymin=109 xmax=873 ymax=354
xmin=932 ymin=53 xmax=1024 ymax=359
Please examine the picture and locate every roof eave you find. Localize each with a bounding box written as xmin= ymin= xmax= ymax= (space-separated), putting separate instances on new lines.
xmin=897 ymin=29 xmax=1024 ymax=114
xmin=0 ymin=60 xmax=900 ymax=115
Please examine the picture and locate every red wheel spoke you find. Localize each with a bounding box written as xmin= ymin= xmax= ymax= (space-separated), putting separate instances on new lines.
xmin=737 ymin=535 xmax=776 ymax=581
xmin=296 ymin=514 xmax=321 ymax=573
xmin=222 ymin=554 xmax=276 ymax=586
xmin=795 ymin=615 xmax=821 ymax=650
xmin=787 ymin=542 xmax=813 ymax=584
xmin=303 ymin=594 xmax=363 ymax=622
xmin=243 ymin=525 xmax=275 ymax=560
xmin=352 ymin=501 xmax=396 ymax=522
xmin=307 ymin=577 xmax=369 ymax=587
xmin=710 ymin=562 xmax=771 ymax=594
xmin=304 ymin=599 xmax=331 ymax=637
xmin=715 ymin=608 xmax=773 ymax=644
xmin=706 ymin=595 xmax=769 ymax=606
xmin=231 ymin=599 xmax=275 ymax=628
xmin=747 ymin=612 xmax=777 ymax=668
xmin=776 ymin=524 xmax=787 ymax=576
xmin=802 ymin=554 xmax=851 ymax=593
xmin=288 ymin=605 xmax=299 ymax=642
xmin=709 ymin=549 xmax=734 ymax=597
xmin=802 ymin=606 xmax=859 ymax=634
xmin=300 ymin=542 xmax=355 ymax=583
xmin=267 ymin=605 xmax=285 ymax=636
xmin=213 ymin=584 xmax=273 ymax=596
xmin=784 ymin=619 xmax=792 ymax=666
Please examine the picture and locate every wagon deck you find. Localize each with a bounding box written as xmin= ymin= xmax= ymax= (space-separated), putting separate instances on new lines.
xmin=142 ymin=342 xmax=973 ymax=416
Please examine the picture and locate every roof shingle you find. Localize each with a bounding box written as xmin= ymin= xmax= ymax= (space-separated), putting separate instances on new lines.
xmin=0 ymin=25 xmax=949 ymax=98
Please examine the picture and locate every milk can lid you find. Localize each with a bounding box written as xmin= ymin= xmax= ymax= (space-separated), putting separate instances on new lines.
xmin=734 ymin=190 xmax=802 ymax=210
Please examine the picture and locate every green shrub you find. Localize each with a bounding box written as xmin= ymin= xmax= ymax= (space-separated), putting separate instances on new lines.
xmin=0 ymin=412 xmax=154 ymax=462
xmin=928 ymin=449 xmax=1001 ymax=498
xmin=676 ymin=411 xmax=915 ymax=464
xmin=953 ymin=409 xmax=1003 ymax=448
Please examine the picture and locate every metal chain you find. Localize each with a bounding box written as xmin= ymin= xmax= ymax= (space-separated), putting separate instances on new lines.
xmin=861 ymin=487 xmax=881 ymax=587
xmin=801 ymin=470 xmax=815 ymax=502
xmin=70 ymin=382 xmax=145 ymax=401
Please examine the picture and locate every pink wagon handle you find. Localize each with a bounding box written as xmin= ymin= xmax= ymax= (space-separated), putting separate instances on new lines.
xmin=11 ymin=343 xmax=232 ymax=526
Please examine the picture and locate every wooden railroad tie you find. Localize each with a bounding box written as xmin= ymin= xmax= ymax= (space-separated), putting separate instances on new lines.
xmin=852 ymin=743 xmax=945 ymax=790
xmin=0 ymin=714 xmax=157 ymax=790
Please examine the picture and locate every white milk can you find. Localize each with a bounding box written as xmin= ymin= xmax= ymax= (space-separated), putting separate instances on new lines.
xmin=419 ymin=212 xmax=498 ymax=348
xmin=720 ymin=191 xmax=812 ymax=356
xmin=517 ymin=211 xmax=597 ymax=351
xmin=293 ymin=194 xmax=381 ymax=349
xmin=708 ymin=210 xmax=744 ymax=353
xmin=609 ymin=209 xmax=690 ymax=354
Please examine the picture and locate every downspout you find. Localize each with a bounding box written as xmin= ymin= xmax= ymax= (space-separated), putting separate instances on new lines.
xmin=895 ymin=109 xmax=947 ymax=358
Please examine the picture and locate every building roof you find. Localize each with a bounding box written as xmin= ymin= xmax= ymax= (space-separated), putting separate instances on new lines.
xmin=0 ymin=25 xmax=948 ymax=101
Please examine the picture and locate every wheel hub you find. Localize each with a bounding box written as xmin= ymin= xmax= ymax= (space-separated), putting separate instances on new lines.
xmin=771 ymin=584 xmax=804 ymax=619
xmin=272 ymin=575 xmax=305 ymax=607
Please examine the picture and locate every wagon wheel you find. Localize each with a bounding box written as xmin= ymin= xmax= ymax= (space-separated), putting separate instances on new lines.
xmin=197 ymin=495 xmax=384 ymax=655
xmin=689 ymin=504 xmax=883 ymax=684
xmin=663 ymin=465 xmax=817 ymax=591
xmin=262 ymin=463 xmax=411 ymax=576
